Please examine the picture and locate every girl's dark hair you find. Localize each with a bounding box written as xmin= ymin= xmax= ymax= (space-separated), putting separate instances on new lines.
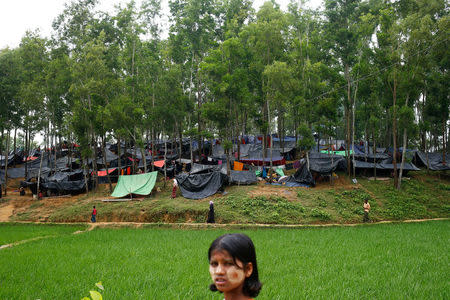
xmin=208 ymin=233 xmax=262 ymax=297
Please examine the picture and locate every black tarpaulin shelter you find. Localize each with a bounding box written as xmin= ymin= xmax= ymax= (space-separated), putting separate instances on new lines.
xmin=308 ymin=152 xmax=347 ymax=174
xmin=176 ymin=171 xmax=227 ymax=199
xmin=0 ymin=153 xmax=23 ymax=167
xmin=353 ymin=160 xmax=420 ymax=171
xmin=190 ymin=163 xmax=227 ymax=175
xmin=97 ymin=149 xmax=119 ymax=165
xmin=415 ymin=152 xmax=450 ymax=171
xmin=0 ymin=167 xmax=25 ymax=179
xmin=27 ymin=167 xmax=52 ymax=180
xmin=353 ymin=153 xmax=390 ymax=162
xmin=229 ymin=170 xmax=257 ymax=185
xmin=47 ymin=169 xmax=84 ymax=183
xmin=282 ymin=163 xmax=315 ymax=187
xmin=41 ymin=180 xmax=87 ymax=194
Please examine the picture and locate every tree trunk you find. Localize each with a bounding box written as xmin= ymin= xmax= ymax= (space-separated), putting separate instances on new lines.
xmin=306 ymin=151 xmax=310 ymax=171
xmin=178 ymin=125 xmax=182 ymax=165
xmin=373 ymin=129 xmax=376 ymax=179
xmin=152 ymin=82 xmax=156 ymax=172
xmin=118 ymin=136 xmax=122 ymax=174
xmin=13 ymin=128 xmax=17 ymax=168
xmin=140 ymin=146 xmax=147 ymax=174
xmin=392 ymin=72 xmax=398 ymax=188
xmin=37 ymin=147 xmax=44 ymax=198
xmin=398 ymin=94 xmax=411 ymax=190
xmin=101 ymin=135 xmax=113 ymax=193
xmin=345 ymin=64 xmax=352 ymax=176
xmin=68 ymin=133 xmax=73 ymax=172
xmin=4 ymin=130 xmax=10 ymax=196
xmin=91 ymin=136 xmax=99 ymax=189
xmin=53 ymin=123 xmax=57 ymax=174
xmin=352 ymin=80 xmax=358 ymax=179
xmin=24 ymin=126 xmax=28 ymax=180
xmin=83 ymin=158 xmax=89 ymax=194
xmin=164 ymin=138 xmax=167 ymax=187
xmin=443 ymin=119 xmax=447 ymax=164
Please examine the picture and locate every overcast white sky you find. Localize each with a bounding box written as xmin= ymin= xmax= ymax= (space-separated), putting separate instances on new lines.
xmin=1 ymin=0 xmax=323 ymax=50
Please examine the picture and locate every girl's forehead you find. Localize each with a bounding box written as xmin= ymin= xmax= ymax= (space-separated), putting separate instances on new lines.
xmin=210 ymin=249 xmax=232 ymax=259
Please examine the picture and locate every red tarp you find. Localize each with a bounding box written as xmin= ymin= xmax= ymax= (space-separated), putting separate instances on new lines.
xmin=153 ymin=160 xmax=165 ymax=168
xmin=239 ymin=157 xmax=285 ymax=166
xmin=94 ymin=168 xmax=117 ymax=177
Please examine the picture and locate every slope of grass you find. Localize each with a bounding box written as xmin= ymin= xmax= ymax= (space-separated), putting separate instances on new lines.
xmin=7 ymin=171 xmax=450 ymax=224
xmin=0 ymin=221 xmax=448 ymax=299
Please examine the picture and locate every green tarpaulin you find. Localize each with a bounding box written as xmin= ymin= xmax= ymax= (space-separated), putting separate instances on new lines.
xmin=320 ymin=150 xmax=353 ymax=156
xmin=111 ymin=172 xmax=158 ymax=198
xmin=275 ymin=168 xmax=284 ymax=177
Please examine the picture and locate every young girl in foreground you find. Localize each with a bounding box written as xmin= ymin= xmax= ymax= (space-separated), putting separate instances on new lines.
xmin=208 ymin=233 xmax=262 ymax=300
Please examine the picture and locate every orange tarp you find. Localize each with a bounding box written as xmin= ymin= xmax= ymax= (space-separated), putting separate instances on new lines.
xmin=233 ymin=161 xmax=244 ymax=171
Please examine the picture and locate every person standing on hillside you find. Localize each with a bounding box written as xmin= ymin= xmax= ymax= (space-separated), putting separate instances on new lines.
xmin=171 ymin=178 xmax=178 ymax=198
xmin=363 ymin=199 xmax=371 ymax=223
xmin=207 ymin=201 xmax=215 ymax=223
xmin=91 ymin=206 xmax=97 ymax=223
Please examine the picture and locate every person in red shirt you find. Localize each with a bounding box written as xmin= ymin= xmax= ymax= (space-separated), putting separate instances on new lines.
xmin=91 ymin=206 xmax=97 ymax=223
xmin=171 ymin=178 xmax=178 ymax=199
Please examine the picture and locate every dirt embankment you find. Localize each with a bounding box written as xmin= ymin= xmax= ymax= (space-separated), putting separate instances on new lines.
xmin=0 ymin=173 xmax=356 ymax=223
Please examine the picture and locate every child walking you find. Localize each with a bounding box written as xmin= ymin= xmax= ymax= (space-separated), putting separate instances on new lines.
xmin=91 ymin=206 xmax=97 ymax=223
xmin=363 ymin=199 xmax=370 ymax=223
xmin=208 ymin=233 xmax=262 ymax=300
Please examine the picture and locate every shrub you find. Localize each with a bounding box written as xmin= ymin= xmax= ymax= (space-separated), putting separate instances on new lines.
xmin=310 ymin=208 xmax=331 ymax=220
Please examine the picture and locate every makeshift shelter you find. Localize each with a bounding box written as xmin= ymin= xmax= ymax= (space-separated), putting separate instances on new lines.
xmin=353 ymin=160 xmax=420 ymax=174
xmin=190 ymin=163 xmax=227 ymax=175
xmin=111 ymin=171 xmax=158 ymax=198
xmin=239 ymin=155 xmax=285 ymax=166
xmin=176 ymin=171 xmax=227 ymax=199
xmin=41 ymin=180 xmax=87 ymax=195
xmin=96 ymin=149 xmax=118 ymax=166
xmin=47 ymin=169 xmax=84 ymax=182
xmin=1 ymin=167 xmax=25 ymax=179
xmin=280 ymin=162 xmax=315 ymax=187
xmin=415 ymin=152 xmax=450 ymax=171
xmin=308 ymin=152 xmax=347 ymax=174
xmin=229 ymin=170 xmax=257 ymax=185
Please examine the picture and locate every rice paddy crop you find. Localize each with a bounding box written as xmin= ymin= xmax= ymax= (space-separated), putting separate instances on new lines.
xmin=0 ymin=220 xmax=448 ymax=299
xmin=0 ymin=222 xmax=86 ymax=245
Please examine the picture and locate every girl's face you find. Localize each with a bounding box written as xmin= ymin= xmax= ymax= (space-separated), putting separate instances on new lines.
xmin=209 ymin=249 xmax=253 ymax=295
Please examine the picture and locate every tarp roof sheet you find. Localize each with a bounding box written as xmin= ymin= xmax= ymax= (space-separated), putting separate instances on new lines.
xmin=176 ymin=171 xmax=226 ymax=199
xmin=353 ymin=160 xmax=420 ymax=171
xmin=154 ymin=160 xmax=165 ymax=168
xmin=190 ymin=163 xmax=227 ymax=175
xmin=415 ymin=152 xmax=450 ymax=171
xmin=229 ymin=170 xmax=257 ymax=185
xmin=308 ymin=152 xmax=347 ymax=174
xmin=42 ymin=180 xmax=86 ymax=193
xmin=111 ymin=172 xmax=158 ymax=198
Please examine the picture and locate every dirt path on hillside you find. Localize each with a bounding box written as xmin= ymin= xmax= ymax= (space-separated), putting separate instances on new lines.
xmin=0 ymin=203 xmax=14 ymax=222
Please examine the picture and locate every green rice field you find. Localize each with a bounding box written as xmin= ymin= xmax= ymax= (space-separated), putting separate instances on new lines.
xmin=0 ymin=220 xmax=448 ymax=299
xmin=0 ymin=223 xmax=87 ymax=245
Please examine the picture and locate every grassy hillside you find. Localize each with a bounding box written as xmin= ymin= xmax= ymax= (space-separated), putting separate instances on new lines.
xmin=2 ymin=170 xmax=448 ymax=224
